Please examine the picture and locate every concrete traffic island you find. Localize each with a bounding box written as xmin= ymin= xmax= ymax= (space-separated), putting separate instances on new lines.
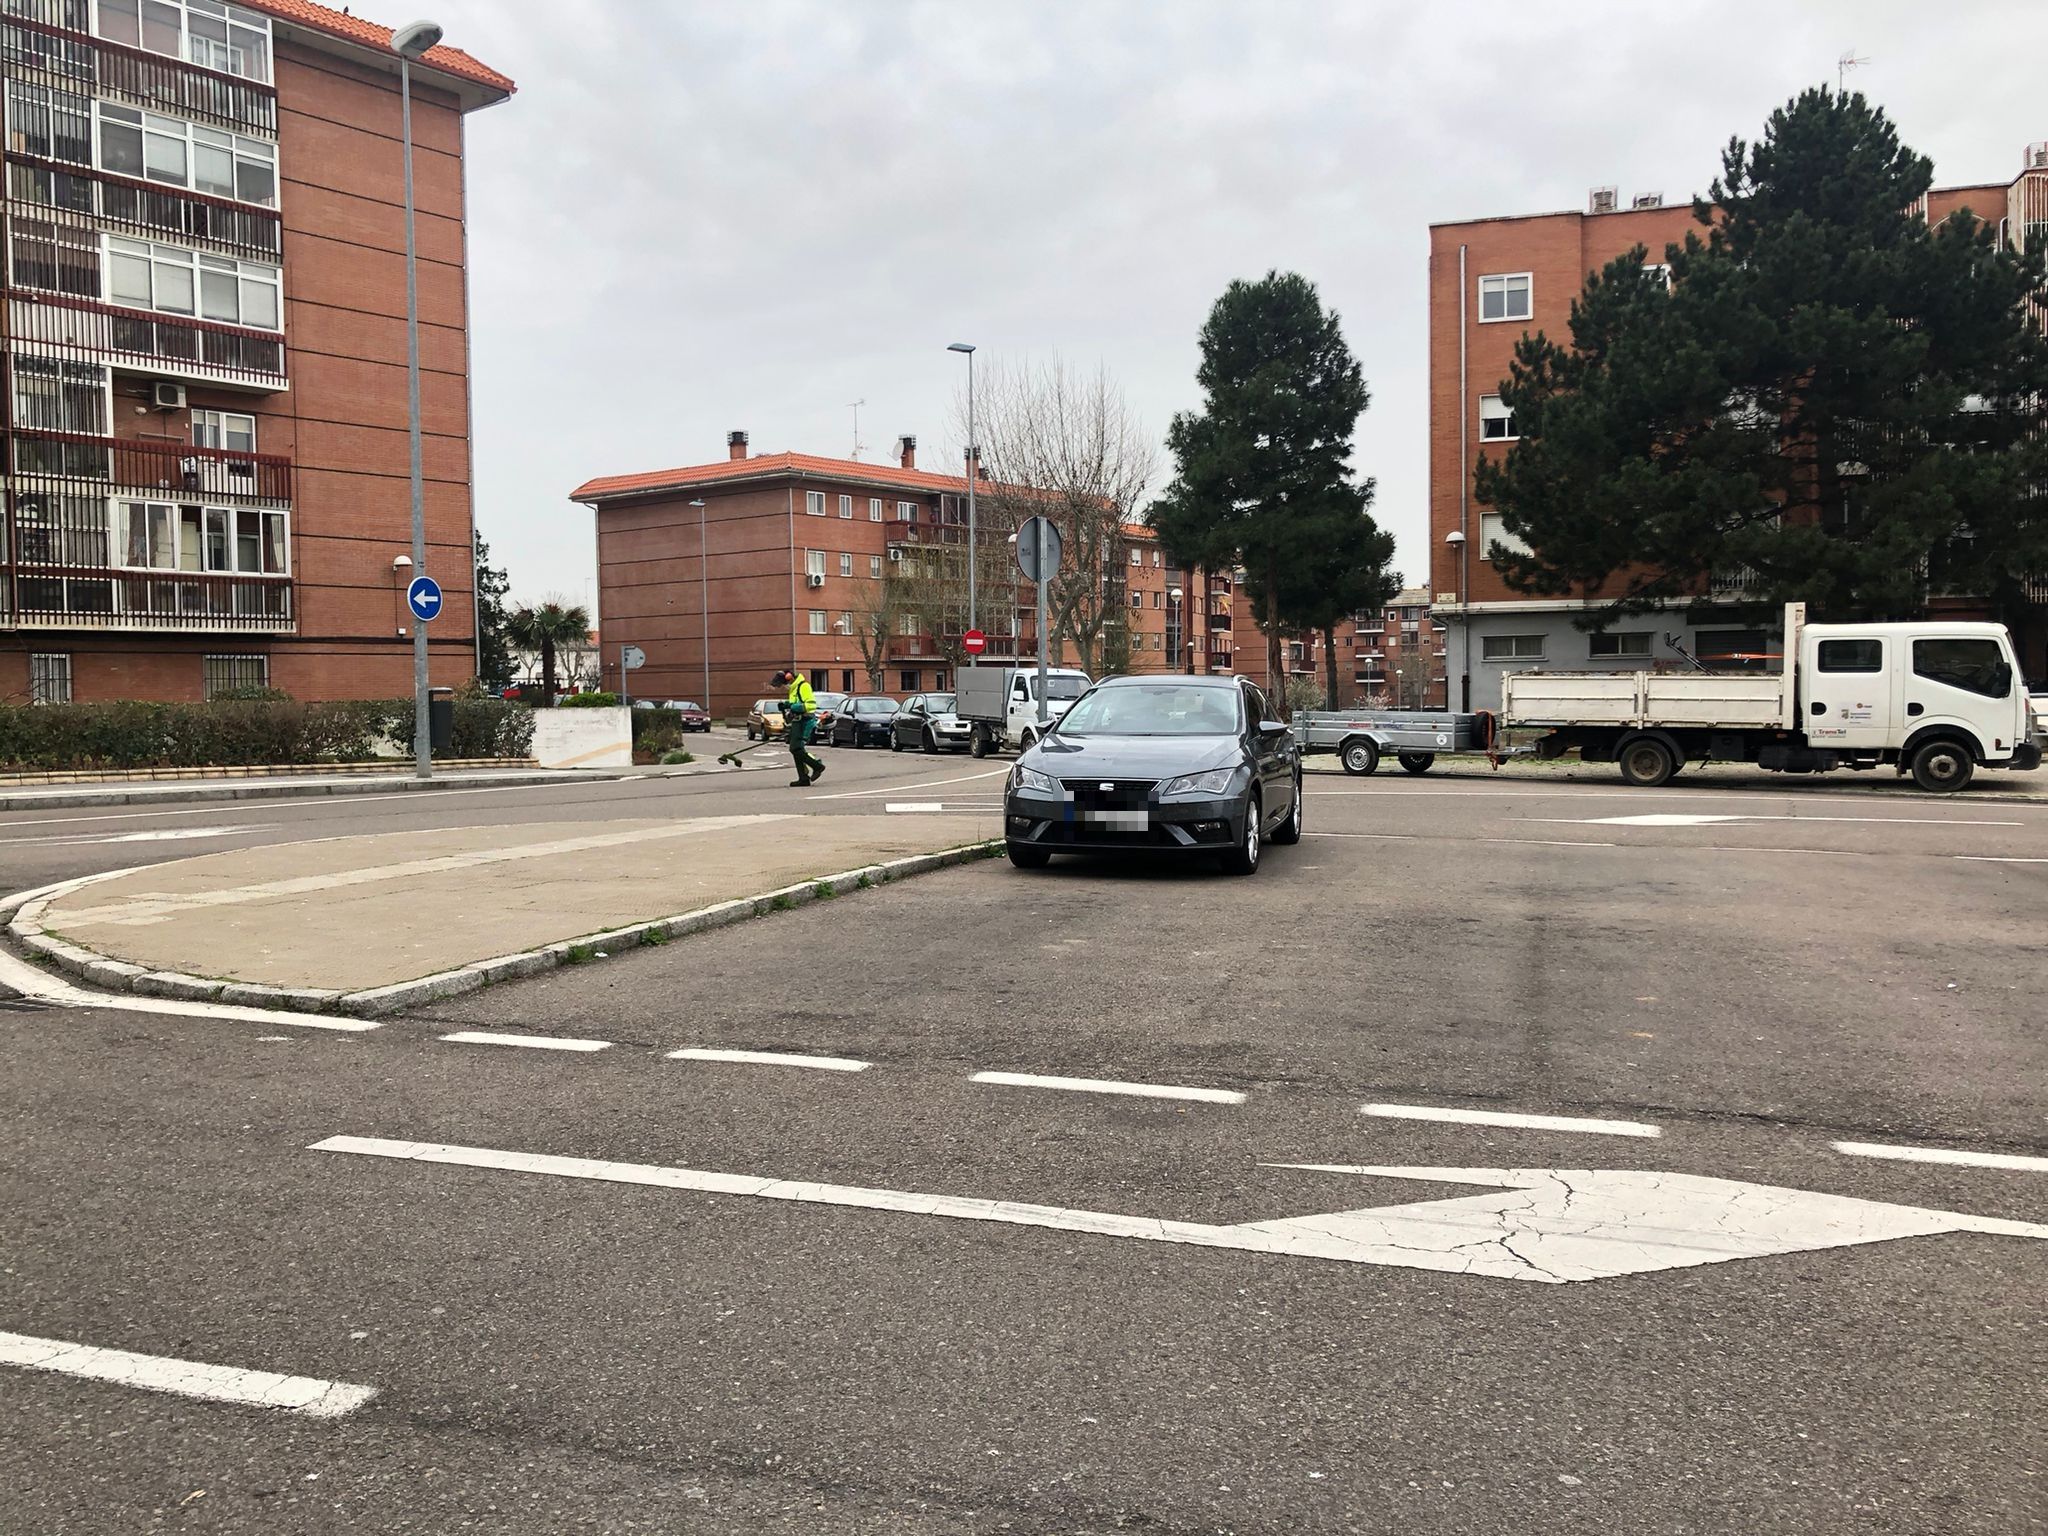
xmin=10 ymin=814 xmax=994 ymax=1017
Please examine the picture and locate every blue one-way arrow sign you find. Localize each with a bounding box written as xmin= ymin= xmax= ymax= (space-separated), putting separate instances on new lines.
xmin=406 ymin=575 xmax=443 ymax=624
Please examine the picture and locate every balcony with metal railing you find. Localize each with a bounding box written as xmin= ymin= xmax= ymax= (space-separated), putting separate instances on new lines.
xmin=3 ymin=565 xmax=291 ymax=631
xmin=10 ymin=291 xmax=285 ymax=390
xmin=12 ymin=428 xmax=291 ymax=502
xmin=2 ymin=7 xmax=278 ymax=136
xmin=6 ymin=156 xmax=282 ymax=260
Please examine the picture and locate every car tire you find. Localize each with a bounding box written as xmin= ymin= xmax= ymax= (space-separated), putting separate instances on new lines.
xmin=1340 ymin=737 xmax=1379 ymax=776
xmin=1398 ymin=751 xmax=1435 ymax=775
xmin=1220 ymin=793 xmax=1262 ymax=876
xmin=1910 ymin=738 xmax=1974 ymax=793
xmin=746 ymin=724 xmax=756 ymax=742
xmin=970 ymin=728 xmax=990 ymax=758
xmin=1617 ymin=736 xmax=1679 ymax=788
xmin=1006 ymin=840 xmax=1052 ymax=870
xmin=924 ymin=728 xmax=938 ymax=754
xmin=890 ymin=734 xmax=904 ymax=752
xmin=1270 ymin=775 xmax=1303 ymax=844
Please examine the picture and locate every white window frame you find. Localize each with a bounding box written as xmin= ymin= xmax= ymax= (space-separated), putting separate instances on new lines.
xmin=1479 ymin=394 xmax=1517 ymax=442
xmin=104 ymin=235 xmax=281 ymax=331
xmin=192 ymin=408 xmax=254 ymax=453
xmin=93 ymin=0 xmax=275 ymax=85
xmin=1478 ymin=271 xmax=1532 ymax=324
xmin=808 ymin=609 xmax=827 ymax=635
xmin=29 ymin=652 xmax=72 ymax=704
xmin=1481 ymin=633 xmax=1546 ymax=661
xmin=869 ymin=555 xmax=882 ymax=579
xmin=116 ymin=498 xmax=287 ymax=575
xmin=804 ymin=490 xmax=825 ymax=516
xmin=868 ymin=497 xmax=883 ymax=522
xmin=92 ymin=102 xmax=278 ymax=208
xmin=11 ymin=354 xmax=111 ymax=435
xmin=838 ymin=494 xmax=852 ymax=519
xmin=838 ymin=552 xmax=853 ymax=578
xmin=896 ymin=500 xmax=917 ymax=522
xmin=1588 ymin=631 xmax=1653 ymax=659
xmin=1479 ymin=512 xmax=1532 ymax=561
xmin=899 ymin=612 xmax=918 ymax=636
xmin=8 ymin=79 xmax=93 ymax=166
xmin=804 ymin=548 xmax=826 ymax=578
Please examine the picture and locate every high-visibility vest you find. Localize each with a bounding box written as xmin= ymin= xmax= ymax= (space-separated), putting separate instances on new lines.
xmin=786 ymin=676 xmax=816 ymax=714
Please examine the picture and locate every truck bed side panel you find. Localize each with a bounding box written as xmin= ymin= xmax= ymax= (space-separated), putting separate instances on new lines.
xmin=1503 ymin=673 xmax=1784 ymax=729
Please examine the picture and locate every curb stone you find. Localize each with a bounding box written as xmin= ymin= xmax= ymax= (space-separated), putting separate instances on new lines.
xmin=4 ymin=841 xmax=1001 ymax=1020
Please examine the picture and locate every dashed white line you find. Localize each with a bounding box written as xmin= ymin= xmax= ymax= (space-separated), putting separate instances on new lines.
xmin=1540 ymin=813 xmax=2022 ymax=828
xmin=808 ymin=767 xmax=1009 ymax=801
xmin=1833 ymin=1140 xmax=2048 ymax=1173
xmin=971 ymin=1070 xmax=1245 ymax=1105
xmin=1305 ymin=832 xmax=1617 ymax=849
xmin=0 ymin=1330 xmax=376 ymax=1418
xmin=439 ymin=1030 xmax=612 ymax=1053
xmin=885 ymin=802 xmax=945 ymax=813
xmin=1363 ymin=1102 xmax=1662 ymax=1138
xmin=668 ymin=1047 xmax=870 ymax=1072
xmin=1956 ymin=856 xmax=2048 ymax=864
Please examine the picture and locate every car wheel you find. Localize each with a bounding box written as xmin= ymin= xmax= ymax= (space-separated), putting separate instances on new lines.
xmin=1340 ymin=737 xmax=1379 ymax=776
xmin=1910 ymin=739 xmax=1974 ymax=793
xmin=924 ymin=728 xmax=938 ymax=754
xmin=1397 ymin=751 xmax=1435 ymax=775
xmin=1006 ymin=840 xmax=1052 ymax=870
xmin=1271 ymin=775 xmax=1303 ymax=844
xmin=746 ymin=724 xmax=756 ymax=741
xmin=1220 ymin=792 xmax=1262 ymax=875
xmin=970 ymin=728 xmax=990 ymax=759
xmin=890 ymin=733 xmax=904 ymax=752
xmin=1617 ymin=736 xmax=1679 ymax=788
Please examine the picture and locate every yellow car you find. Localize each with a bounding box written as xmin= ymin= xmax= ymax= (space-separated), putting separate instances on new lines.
xmin=746 ymin=699 xmax=788 ymax=741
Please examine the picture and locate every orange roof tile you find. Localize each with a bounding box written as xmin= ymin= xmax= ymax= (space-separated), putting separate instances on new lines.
xmin=243 ymin=0 xmax=515 ymax=96
xmin=573 ymin=450 xmax=1003 ymax=504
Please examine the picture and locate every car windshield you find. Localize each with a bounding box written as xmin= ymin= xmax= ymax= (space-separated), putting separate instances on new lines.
xmin=1055 ymin=685 xmax=1241 ymax=737
xmin=1040 ymin=676 xmax=1089 ymax=701
xmin=928 ymin=694 xmax=955 ymax=712
xmin=855 ymin=699 xmax=896 ymax=715
xmin=674 ymin=702 xmax=702 ymax=712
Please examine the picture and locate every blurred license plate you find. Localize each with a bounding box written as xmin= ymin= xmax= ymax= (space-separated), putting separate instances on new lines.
xmin=1080 ymin=810 xmax=1148 ymax=830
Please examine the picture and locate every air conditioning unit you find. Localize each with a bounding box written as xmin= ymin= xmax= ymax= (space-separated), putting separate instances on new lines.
xmin=1588 ymin=185 xmax=1619 ymax=215
xmin=1631 ymin=192 xmax=1665 ymax=209
xmin=2029 ymin=142 xmax=2048 ymax=171
xmin=806 ymin=573 xmax=826 ymax=588
xmin=887 ymin=548 xmax=903 ymax=562
xmin=151 ymin=381 xmax=187 ymax=410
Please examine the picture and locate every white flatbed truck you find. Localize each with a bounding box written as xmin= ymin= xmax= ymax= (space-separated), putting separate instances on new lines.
xmin=952 ymin=664 xmax=1093 ymax=757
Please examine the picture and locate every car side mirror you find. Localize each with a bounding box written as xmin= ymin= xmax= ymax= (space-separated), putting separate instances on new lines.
xmin=1259 ymin=719 xmax=1287 ymax=736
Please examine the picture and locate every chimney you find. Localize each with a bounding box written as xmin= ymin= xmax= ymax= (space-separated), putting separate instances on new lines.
xmin=727 ymin=430 xmax=748 ymax=461
xmin=964 ymin=447 xmax=981 ymax=482
xmin=897 ymin=435 xmax=917 ymax=470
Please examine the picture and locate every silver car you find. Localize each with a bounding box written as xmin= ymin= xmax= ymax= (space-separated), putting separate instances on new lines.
xmin=892 ymin=692 xmax=973 ymax=753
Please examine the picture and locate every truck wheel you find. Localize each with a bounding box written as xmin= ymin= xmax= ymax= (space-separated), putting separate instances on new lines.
xmin=1617 ymin=736 xmax=1679 ymax=788
xmin=1910 ymin=739 xmax=1974 ymax=793
xmin=1019 ymin=728 xmax=1039 ymax=751
xmin=1397 ymin=752 xmax=1435 ymax=775
xmin=1340 ymin=737 xmax=1379 ymax=776
xmin=970 ymin=728 xmax=990 ymax=759
xmin=1006 ymin=840 xmax=1052 ymax=870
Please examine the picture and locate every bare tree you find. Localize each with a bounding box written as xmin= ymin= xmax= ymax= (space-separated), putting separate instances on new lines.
xmin=846 ymin=573 xmax=904 ymax=692
xmin=1389 ymin=646 xmax=1445 ymax=710
xmin=888 ymin=535 xmax=1018 ymax=674
xmin=955 ymin=357 xmax=1156 ymax=677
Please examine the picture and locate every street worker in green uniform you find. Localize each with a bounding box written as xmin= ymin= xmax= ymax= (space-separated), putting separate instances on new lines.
xmin=773 ymin=670 xmax=827 ymax=787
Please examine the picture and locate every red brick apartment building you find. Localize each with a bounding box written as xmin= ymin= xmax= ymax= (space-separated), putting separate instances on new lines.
xmin=574 ymin=432 xmax=1207 ymax=718
xmin=0 ymin=0 xmax=511 ymax=704
xmin=1431 ymin=148 xmax=2048 ymax=710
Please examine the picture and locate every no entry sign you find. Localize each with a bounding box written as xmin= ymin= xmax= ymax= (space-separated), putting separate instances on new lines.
xmin=962 ymin=629 xmax=987 ymax=656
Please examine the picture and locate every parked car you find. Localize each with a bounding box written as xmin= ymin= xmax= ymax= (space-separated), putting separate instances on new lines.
xmin=830 ymin=695 xmax=900 ymax=747
xmin=1002 ymin=674 xmax=1301 ymax=875
xmin=891 ymin=692 xmax=972 ymax=753
xmin=746 ymin=698 xmax=788 ymax=740
xmin=662 ymin=701 xmax=713 ymax=732
xmin=811 ymin=691 xmax=849 ymax=742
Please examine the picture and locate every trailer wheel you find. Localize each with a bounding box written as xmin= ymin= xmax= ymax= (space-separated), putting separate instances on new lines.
xmin=1617 ymin=735 xmax=1679 ymax=788
xmin=1909 ymin=738 xmax=1974 ymax=793
xmin=1397 ymin=751 xmax=1435 ymax=775
xmin=970 ymin=727 xmax=990 ymax=759
xmin=1339 ymin=737 xmax=1380 ymax=776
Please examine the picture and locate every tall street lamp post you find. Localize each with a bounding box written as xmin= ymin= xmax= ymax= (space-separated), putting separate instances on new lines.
xmin=690 ymin=498 xmax=709 ymax=710
xmin=947 ymin=342 xmax=976 ymax=656
xmin=393 ymin=19 xmax=441 ymax=780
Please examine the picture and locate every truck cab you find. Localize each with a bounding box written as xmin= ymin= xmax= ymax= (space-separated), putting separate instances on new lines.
xmin=954 ymin=666 xmax=1092 ymax=756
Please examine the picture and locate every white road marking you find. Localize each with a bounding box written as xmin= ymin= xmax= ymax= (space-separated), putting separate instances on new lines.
xmin=0 ymin=1330 xmax=376 ymax=1418
xmin=1362 ymin=1102 xmax=1661 ymax=1138
xmin=0 ymin=777 xmax=609 ymax=828
xmin=808 ymin=767 xmax=1009 ymax=802
xmin=1542 ymin=813 xmax=2022 ymax=828
xmin=885 ymin=803 xmax=946 ymax=813
xmin=24 ymin=825 xmax=273 ymax=847
xmin=440 ymin=1030 xmax=611 ymax=1053
xmin=971 ymin=1071 xmax=1245 ymax=1104
xmin=1956 ymin=856 xmax=2048 ymax=864
xmin=1569 ymin=813 xmax=1746 ymax=827
xmin=668 ymin=1047 xmax=870 ymax=1072
xmin=0 ymin=944 xmax=376 ymax=1032
xmin=1833 ymin=1140 xmax=2048 ymax=1173
xmin=1305 ymin=832 xmax=1617 ymax=849
xmin=313 ymin=1136 xmax=2048 ymax=1286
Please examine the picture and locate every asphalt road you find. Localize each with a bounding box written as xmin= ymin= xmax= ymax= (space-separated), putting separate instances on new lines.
xmin=3 ymin=758 xmax=2045 ymax=1533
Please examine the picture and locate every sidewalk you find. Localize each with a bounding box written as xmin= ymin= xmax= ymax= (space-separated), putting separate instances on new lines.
xmin=10 ymin=812 xmax=992 ymax=1015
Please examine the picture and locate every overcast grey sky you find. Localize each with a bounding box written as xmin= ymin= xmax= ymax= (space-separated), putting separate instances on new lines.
xmin=425 ymin=0 xmax=2043 ymax=611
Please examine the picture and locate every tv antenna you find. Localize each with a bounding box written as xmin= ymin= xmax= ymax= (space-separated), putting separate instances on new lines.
xmin=847 ymin=399 xmax=867 ymax=461
xmin=1837 ymin=49 xmax=1868 ymax=93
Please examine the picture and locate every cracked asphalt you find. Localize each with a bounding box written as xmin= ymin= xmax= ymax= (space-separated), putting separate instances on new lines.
xmin=2 ymin=761 xmax=2044 ymax=1533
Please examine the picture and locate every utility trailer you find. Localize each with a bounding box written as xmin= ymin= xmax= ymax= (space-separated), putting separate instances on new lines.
xmin=1290 ymin=709 xmax=1491 ymax=776
xmin=1501 ymin=602 xmax=2042 ymax=792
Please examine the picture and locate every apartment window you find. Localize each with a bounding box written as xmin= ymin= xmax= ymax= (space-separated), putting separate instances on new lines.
xmin=192 ymin=409 xmax=254 ymax=452
xmin=15 ymin=492 xmax=109 ymax=564
xmin=1478 ymin=272 xmax=1532 ymax=323
xmin=7 ymin=80 xmax=92 ymax=165
xmin=805 ymin=491 xmax=826 ymax=516
xmin=117 ymin=500 xmax=285 ymax=574
xmin=1479 ymin=512 xmax=1532 ymax=559
xmin=836 ymin=552 xmax=852 ymax=578
xmin=808 ymin=609 xmax=827 ymax=635
xmin=808 ymin=668 xmax=827 ymax=689
xmin=1152 ymin=551 xmax=1161 ymax=567
xmin=805 ymin=549 xmax=826 ymax=578
xmin=1130 ymin=591 xmax=1143 ymax=608
xmin=1130 ymin=548 xmax=1142 ymax=566
xmin=1152 ymin=591 xmax=1163 ymax=608
xmin=869 ymin=555 xmax=882 ymax=579
xmin=1588 ymin=632 xmax=1653 ymax=659
xmin=1481 ymin=634 xmax=1545 ymax=661
xmin=106 ymin=237 xmax=281 ymax=330
xmin=203 ymin=653 xmax=267 ymax=697
xmin=96 ymin=0 xmax=274 ymax=84
xmin=840 ymin=611 xmax=853 ymax=634
xmin=10 ymin=218 xmax=100 ymax=298
xmin=1479 ymin=394 xmax=1517 ymax=441
xmin=1643 ymin=262 xmax=1672 ymax=289
xmin=841 ymin=669 xmax=854 ymax=691
xmin=29 ymin=653 xmax=72 ymax=704
xmin=95 ymin=104 xmax=277 ymax=207
xmin=899 ymin=670 xmax=920 ymax=692
xmin=12 ymin=356 xmax=107 ymax=435
xmin=897 ymin=500 xmax=917 ymax=522
xmin=899 ymin=613 xmax=918 ymax=636
xmin=838 ymin=494 xmax=852 ymax=519
xmin=869 ymin=498 xmax=883 ymax=522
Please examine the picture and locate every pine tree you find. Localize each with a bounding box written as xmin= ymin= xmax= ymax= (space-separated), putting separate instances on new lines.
xmin=1478 ymin=88 xmax=2048 ymax=651
xmin=472 ymin=534 xmax=516 ymax=689
xmin=1154 ymin=271 xmax=1395 ymax=706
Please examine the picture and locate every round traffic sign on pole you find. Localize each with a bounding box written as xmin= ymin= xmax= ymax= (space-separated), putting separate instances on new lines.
xmin=406 ymin=575 xmax=443 ymax=624
xmin=1015 ymin=515 xmax=1062 ymax=583
xmin=962 ymin=629 xmax=987 ymax=656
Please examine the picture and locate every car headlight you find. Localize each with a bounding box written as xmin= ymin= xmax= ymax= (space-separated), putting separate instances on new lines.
xmin=1160 ymin=767 xmax=1239 ymax=798
xmin=1010 ymin=764 xmax=1059 ymax=795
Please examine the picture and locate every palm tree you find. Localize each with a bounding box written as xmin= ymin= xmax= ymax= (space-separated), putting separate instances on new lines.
xmin=506 ymin=600 xmax=590 ymax=702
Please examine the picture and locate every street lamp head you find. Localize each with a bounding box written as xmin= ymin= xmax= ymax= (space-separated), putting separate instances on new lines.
xmin=392 ymin=19 xmax=443 ymax=58
xmin=688 ymin=498 xmax=706 ymax=508
xmin=391 ymin=554 xmax=413 ymax=571
xmin=946 ymin=342 xmax=975 ymax=355
xmin=1444 ymin=530 xmax=1467 ymax=544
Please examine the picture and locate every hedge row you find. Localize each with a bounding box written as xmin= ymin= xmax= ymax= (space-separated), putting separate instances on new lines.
xmin=0 ymin=698 xmax=535 ymax=772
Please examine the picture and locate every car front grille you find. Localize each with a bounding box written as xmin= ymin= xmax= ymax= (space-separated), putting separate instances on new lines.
xmin=1060 ymin=779 xmax=1157 ymax=810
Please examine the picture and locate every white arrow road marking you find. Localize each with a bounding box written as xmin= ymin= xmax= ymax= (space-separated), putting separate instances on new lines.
xmin=23 ymin=824 xmax=276 ymax=847
xmin=310 ymin=1137 xmax=2048 ymax=1285
xmin=0 ymin=1330 xmax=376 ymax=1418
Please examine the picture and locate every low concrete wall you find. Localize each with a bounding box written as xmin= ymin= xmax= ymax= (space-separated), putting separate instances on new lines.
xmin=531 ymin=706 xmax=632 ymax=770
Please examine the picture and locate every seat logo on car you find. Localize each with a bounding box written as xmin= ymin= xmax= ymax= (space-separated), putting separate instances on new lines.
xmin=1100 ymin=783 xmax=1115 ymax=791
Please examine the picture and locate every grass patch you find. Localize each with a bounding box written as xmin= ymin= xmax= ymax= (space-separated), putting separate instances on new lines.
xmin=770 ymin=893 xmax=798 ymax=912
xmin=564 ymin=943 xmax=599 ymax=966
xmin=856 ymin=872 xmax=874 ymax=890
xmin=638 ymin=927 xmax=669 ymax=947
xmin=660 ymin=750 xmax=695 ymax=765
xmin=813 ymin=881 xmax=837 ymax=900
